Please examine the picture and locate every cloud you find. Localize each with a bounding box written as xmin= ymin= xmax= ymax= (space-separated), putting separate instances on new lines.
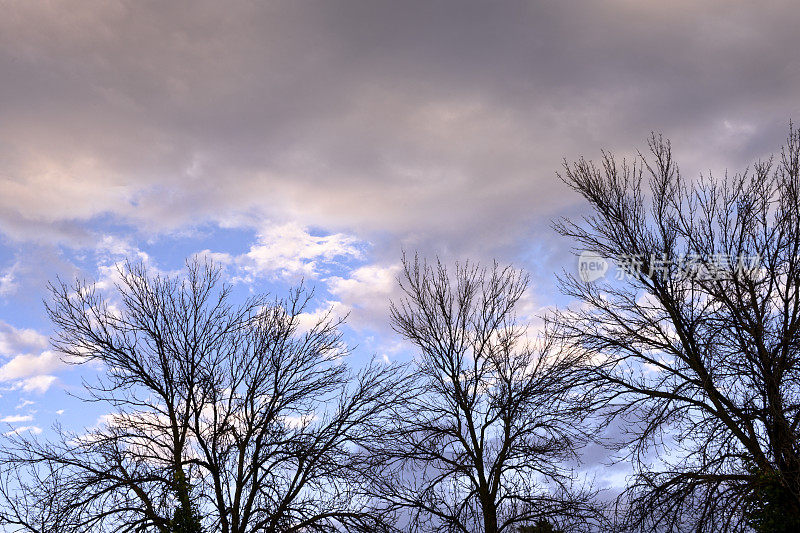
xmin=0 ymin=350 xmax=66 ymax=381
xmin=0 ymin=261 xmax=20 ymax=297
xmin=0 ymin=351 xmax=64 ymax=381
xmin=0 ymin=347 xmax=63 ymax=394
xmin=0 ymin=321 xmax=49 ymax=358
xmin=3 ymin=425 xmax=42 ymax=436
xmin=195 ymin=223 xmax=365 ymax=282
xmin=294 ymin=301 xmax=350 ymax=336
xmin=325 ymin=263 xmax=402 ymax=331
xmin=93 ymin=236 xmax=173 ymax=297
xmin=96 ymin=234 xmax=148 ymax=261
xmin=0 ymin=414 xmax=33 ymax=423
xmin=233 ymin=222 xmax=364 ymax=280
xmin=18 ymin=376 xmax=59 ymax=394
xmin=1 ymin=0 xmax=796 ymax=259
xmin=193 ymin=250 xmax=235 ymax=268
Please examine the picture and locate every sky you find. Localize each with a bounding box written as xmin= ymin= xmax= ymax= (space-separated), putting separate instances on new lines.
xmin=1 ymin=0 xmax=800 ymax=487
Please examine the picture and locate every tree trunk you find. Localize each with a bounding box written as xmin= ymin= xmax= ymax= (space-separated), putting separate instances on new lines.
xmin=481 ymin=496 xmax=499 ymax=533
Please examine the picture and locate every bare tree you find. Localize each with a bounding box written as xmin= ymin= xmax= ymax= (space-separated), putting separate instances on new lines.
xmin=553 ymin=125 xmax=800 ymax=531
xmin=0 ymin=259 xmax=402 ymax=533
xmin=376 ymin=255 xmax=599 ymax=533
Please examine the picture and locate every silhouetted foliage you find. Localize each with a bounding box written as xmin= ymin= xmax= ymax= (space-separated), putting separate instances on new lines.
xmin=517 ymin=519 xmax=564 ymax=533
xmin=169 ymin=467 xmax=202 ymax=533
xmin=743 ymin=460 xmax=800 ymax=533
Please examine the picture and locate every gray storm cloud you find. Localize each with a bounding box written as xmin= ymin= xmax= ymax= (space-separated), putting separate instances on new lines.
xmin=1 ymin=0 xmax=799 ymax=261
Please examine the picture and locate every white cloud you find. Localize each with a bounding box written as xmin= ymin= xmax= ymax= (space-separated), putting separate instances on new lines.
xmin=0 ymin=321 xmax=49 ymax=358
xmin=0 ymin=374 xmax=58 ymax=394
xmin=0 ymin=261 xmax=20 ymax=297
xmin=327 ymin=264 xmax=400 ymax=299
xmin=1 ymin=414 xmax=33 ymax=423
xmin=92 ymin=241 xmax=182 ymax=312
xmin=193 ymin=250 xmax=234 ymax=267
xmin=294 ymin=301 xmax=350 ymax=335
xmin=234 ymin=222 xmax=364 ymax=280
xmin=281 ymin=413 xmax=316 ymax=430
xmin=325 ymin=263 xmax=401 ymax=331
xmin=96 ymin=234 xmax=148 ymax=261
xmin=0 ymin=350 xmax=64 ymax=381
xmin=4 ymin=425 xmax=42 ymax=436
xmin=17 ymin=375 xmax=59 ymax=394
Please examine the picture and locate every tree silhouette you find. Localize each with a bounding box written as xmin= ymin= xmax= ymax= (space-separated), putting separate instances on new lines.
xmin=554 ymin=125 xmax=800 ymax=531
xmin=169 ymin=467 xmax=202 ymax=533
xmin=373 ymin=255 xmax=600 ymax=533
xmin=0 ymin=259 xmax=402 ymax=533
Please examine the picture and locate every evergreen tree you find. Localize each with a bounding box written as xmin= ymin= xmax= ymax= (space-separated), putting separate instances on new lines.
xmin=169 ymin=467 xmax=202 ymax=533
xmin=518 ymin=520 xmax=564 ymax=533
